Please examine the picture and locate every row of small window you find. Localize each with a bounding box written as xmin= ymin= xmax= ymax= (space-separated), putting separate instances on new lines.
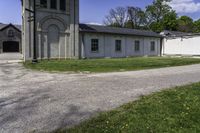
xmin=40 ymin=0 xmax=67 ymax=11
xmin=91 ymin=39 xmax=156 ymax=52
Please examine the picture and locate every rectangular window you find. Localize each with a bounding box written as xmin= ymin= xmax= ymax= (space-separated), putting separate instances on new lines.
xmin=115 ymin=40 xmax=122 ymax=52
xmin=50 ymin=0 xmax=57 ymax=9
xmin=91 ymin=39 xmax=99 ymax=52
xmin=135 ymin=40 xmax=140 ymax=51
xmin=40 ymin=0 xmax=47 ymax=8
xmin=151 ymin=41 xmax=155 ymax=51
xmin=60 ymin=0 xmax=66 ymax=11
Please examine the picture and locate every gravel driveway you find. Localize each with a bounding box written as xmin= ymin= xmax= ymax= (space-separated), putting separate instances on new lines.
xmin=0 ymin=53 xmax=22 ymax=64
xmin=1 ymin=63 xmax=200 ymax=132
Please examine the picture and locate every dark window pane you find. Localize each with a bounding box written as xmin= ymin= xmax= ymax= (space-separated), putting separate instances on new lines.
xmin=91 ymin=39 xmax=99 ymax=52
xmin=50 ymin=0 xmax=57 ymax=9
xmin=60 ymin=0 xmax=66 ymax=11
xmin=135 ymin=41 xmax=140 ymax=51
xmin=151 ymin=41 xmax=155 ymax=51
xmin=115 ymin=40 xmax=122 ymax=52
xmin=40 ymin=0 xmax=47 ymax=8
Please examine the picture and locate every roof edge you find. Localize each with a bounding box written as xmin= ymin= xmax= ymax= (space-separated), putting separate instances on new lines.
xmin=0 ymin=23 xmax=21 ymax=32
xmin=79 ymin=24 xmax=162 ymax=38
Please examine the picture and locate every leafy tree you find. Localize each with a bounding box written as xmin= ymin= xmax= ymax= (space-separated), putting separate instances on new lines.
xmin=193 ymin=19 xmax=200 ymax=33
xmin=145 ymin=0 xmax=175 ymax=32
xmin=177 ymin=16 xmax=194 ymax=32
xmin=161 ymin=11 xmax=178 ymax=31
xmin=146 ymin=0 xmax=172 ymax=24
xmin=149 ymin=22 xmax=164 ymax=32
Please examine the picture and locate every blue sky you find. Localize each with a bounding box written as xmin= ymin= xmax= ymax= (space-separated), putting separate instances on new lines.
xmin=0 ymin=0 xmax=200 ymax=25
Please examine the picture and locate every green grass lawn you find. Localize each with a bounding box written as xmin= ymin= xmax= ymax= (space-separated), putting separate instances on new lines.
xmin=24 ymin=57 xmax=200 ymax=73
xmin=55 ymin=82 xmax=200 ymax=133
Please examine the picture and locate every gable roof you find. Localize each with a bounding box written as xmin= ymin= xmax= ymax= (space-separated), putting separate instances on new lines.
xmin=79 ymin=24 xmax=162 ymax=38
xmin=0 ymin=23 xmax=21 ymax=32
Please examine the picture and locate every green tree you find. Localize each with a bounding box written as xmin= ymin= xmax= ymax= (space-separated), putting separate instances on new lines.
xmin=149 ymin=22 xmax=164 ymax=32
xmin=149 ymin=11 xmax=178 ymax=32
xmin=162 ymin=11 xmax=178 ymax=31
xmin=177 ymin=16 xmax=194 ymax=32
xmin=145 ymin=0 xmax=176 ymax=32
xmin=146 ymin=0 xmax=172 ymax=24
xmin=193 ymin=19 xmax=200 ymax=33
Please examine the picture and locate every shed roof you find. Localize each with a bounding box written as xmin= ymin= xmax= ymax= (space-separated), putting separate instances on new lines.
xmin=79 ymin=24 xmax=162 ymax=38
xmin=161 ymin=30 xmax=199 ymax=37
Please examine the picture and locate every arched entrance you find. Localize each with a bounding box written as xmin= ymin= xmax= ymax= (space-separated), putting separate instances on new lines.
xmin=39 ymin=16 xmax=67 ymax=59
xmin=3 ymin=41 xmax=19 ymax=52
xmin=47 ymin=25 xmax=59 ymax=58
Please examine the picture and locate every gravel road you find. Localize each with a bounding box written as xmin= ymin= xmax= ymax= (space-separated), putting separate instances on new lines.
xmin=1 ymin=63 xmax=200 ymax=132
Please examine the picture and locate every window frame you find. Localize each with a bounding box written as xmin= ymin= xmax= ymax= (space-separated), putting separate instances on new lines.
xmin=134 ymin=40 xmax=140 ymax=52
xmin=115 ymin=40 xmax=122 ymax=52
xmin=91 ymin=39 xmax=99 ymax=52
xmin=150 ymin=41 xmax=156 ymax=52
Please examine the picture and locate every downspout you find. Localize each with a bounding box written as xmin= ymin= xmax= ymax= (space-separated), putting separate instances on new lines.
xmin=143 ymin=37 xmax=145 ymax=56
xmin=160 ymin=37 xmax=163 ymax=57
xmin=81 ymin=33 xmax=85 ymax=58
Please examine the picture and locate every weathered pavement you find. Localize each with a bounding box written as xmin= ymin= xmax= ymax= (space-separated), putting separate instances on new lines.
xmin=1 ymin=63 xmax=200 ymax=133
xmin=0 ymin=53 xmax=22 ymax=64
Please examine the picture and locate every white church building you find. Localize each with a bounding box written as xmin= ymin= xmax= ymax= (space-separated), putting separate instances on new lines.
xmin=21 ymin=0 xmax=163 ymax=61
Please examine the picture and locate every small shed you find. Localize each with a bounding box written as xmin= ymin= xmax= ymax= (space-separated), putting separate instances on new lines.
xmin=0 ymin=23 xmax=21 ymax=53
xmin=161 ymin=30 xmax=200 ymax=56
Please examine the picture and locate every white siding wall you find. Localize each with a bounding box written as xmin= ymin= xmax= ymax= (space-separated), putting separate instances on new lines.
xmin=162 ymin=36 xmax=200 ymax=56
xmin=82 ymin=33 xmax=161 ymax=58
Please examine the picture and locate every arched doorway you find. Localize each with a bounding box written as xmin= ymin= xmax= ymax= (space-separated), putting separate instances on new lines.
xmin=3 ymin=41 xmax=19 ymax=52
xmin=39 ymin=16 xmax=67 ymax=59
xmin=47 ymin=25 xmax=60 ymax=58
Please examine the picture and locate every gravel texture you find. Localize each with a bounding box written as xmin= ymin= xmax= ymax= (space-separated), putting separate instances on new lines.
xmin=1 ymin=62 xmax=200 ymax=132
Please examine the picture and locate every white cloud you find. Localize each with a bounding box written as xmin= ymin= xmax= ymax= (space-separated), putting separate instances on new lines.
xmin=86 ymin=22 xmax=103 ymax=25
xmin=169 ymin=0 xmax=200 ymax=13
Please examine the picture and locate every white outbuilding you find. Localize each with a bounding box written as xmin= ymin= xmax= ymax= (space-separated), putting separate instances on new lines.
xmin=161 ymin=30 xmax=200 ymax=56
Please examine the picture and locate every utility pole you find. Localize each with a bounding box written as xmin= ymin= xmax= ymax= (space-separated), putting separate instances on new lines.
xmin=26 ymin=0 xmax=38 ymax=63
xmin=74 ymin=0 xmax=76 ymax=56
xmin=32 ymin=0 xmax=37 ymax=63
